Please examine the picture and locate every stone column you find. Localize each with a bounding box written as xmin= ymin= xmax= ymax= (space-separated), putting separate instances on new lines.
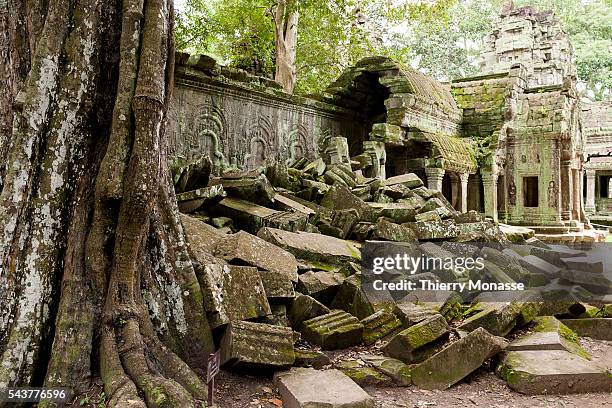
xmin=572 ymin=169 xmax=581 ymax=220
xmin=425 ymin=167 xmax=445 ymax=193
xmin=585 ymin=169 xmax=596 ymax=213
xmin=459 ymin=173 xmax=469 ymax=213
xmin=560 ymin=159 xmax=572 ymax=221
xmin=608 ymin=177 xmax=612 ymax=198
xmin=481 ymin=171 xmax=498 ymax=222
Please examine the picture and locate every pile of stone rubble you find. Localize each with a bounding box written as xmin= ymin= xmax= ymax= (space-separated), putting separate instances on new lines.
xmin=172 ymin=146 xmax=612 ymax=407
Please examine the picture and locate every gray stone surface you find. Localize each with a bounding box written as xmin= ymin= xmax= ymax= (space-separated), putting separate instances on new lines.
xmin=412 ymin=327 xmax=508 ymax=390
xmin=258 ymin=227 xmax=361 ymax=266
xmin=497 ymin=350 xmax=612 ymax=394
xmin=301 ymin=310 xmax=364 ymax=350
xmin=215 ymin=230 xmax=299 ymax=282
xmin=381 ymin=315 xmax=449 ymax=363
xmin=274 ymin=368 xmax=375 ymax=408
xmin=220 ymin=321 xmax=295 ymax=368
xmin=560 ymin=318 xmax=612 ymax=340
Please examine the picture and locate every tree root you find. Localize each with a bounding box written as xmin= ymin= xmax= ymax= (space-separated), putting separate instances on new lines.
xmin=118 ymin=319 xmax=198 ymax=408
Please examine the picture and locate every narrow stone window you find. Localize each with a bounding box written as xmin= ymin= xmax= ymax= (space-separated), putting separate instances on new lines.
xmin=523 ymin=176 xmax=539 ymax=207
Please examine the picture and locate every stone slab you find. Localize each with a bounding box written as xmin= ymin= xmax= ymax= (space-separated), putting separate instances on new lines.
xmin=220 ymin=321 xmax=295 ymax=368
xmin=301 ymin=310 xmax=364 ymax=350
xmin=497 ymin=350 xmax=612 ymax=394
xmin=215 ymin=230 xmax=299 ymax=282
xmin=411 ymin=327 xmax=508 ymax=390
xmin=258 ymin=227 xmax=361 ymax=266
xmin=560 ymin=318 xmax=612 ymax=340
xmin=274 ymin=368 xmax=375 ymax=408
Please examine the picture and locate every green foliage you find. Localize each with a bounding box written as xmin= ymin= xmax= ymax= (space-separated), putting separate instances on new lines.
xmin=176 ymin=0 xmax=611 ymax=99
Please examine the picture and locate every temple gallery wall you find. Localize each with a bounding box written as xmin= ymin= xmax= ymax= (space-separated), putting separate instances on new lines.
xmin=168 ymin=4 xmax=611 ymax=234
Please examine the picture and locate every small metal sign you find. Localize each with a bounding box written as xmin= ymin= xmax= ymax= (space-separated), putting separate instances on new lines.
xmin=207 ymin=350 xmax=221 ymax=406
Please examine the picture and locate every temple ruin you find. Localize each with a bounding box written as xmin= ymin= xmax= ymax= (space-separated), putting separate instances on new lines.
xmin=168 ymin=3 xmax=609 ymax=239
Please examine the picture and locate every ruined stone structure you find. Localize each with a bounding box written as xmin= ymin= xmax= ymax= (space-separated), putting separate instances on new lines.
xmin=451 ymin=4 xmax=587 ymax=233
xmin=169 ymin=4 xmax=606 ymax=235
xmin=168 ymin=53 xmax=366 ymax=172
xmin=582 ymin=101 xmax=612 ymax=221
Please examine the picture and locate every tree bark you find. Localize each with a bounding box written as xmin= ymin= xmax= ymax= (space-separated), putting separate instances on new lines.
xmin=273 ymin=0 xmax=299 ymax=93
xmin=0 ymin=0 xmax=214 ymax=406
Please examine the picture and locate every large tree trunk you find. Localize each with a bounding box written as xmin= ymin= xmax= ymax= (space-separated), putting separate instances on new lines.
xmin=273 ymin=0 xmax=299 ymax=93
xmin=0 ymin=0 xmax=214 ymax=406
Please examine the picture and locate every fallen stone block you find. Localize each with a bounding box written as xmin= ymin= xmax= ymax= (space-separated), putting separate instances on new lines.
xmin=384 ymin=173 xmax=423 ymax=189
xmin=317 ymin=208 xmax=359 ymax=239
xmin=215 ymin=230 xmax=299 ymax=282
xmin=258 ymin=270 xmax=295 ymax=300
xmin=301 ymin=310 xmax=364 ymax=350
xmin=561 ymin=256 xmax=604 ymax=274
xmin=393 ymin=301 xmax=439 ymax=327
xmin=403 ymin=220 xmax=459 ymax=240
xmin=274 ymin=193 xmax=316 ymax=216
xmin=301 ymin=178 xmax=331 ymax=197
xmin=301 ymin=158 xmax=326 ymax=177
xmin=381 ymin=184 xmax=411 ymax=200
xmin=335 ymin=360 xmax=395 ymax=387
xmin=453 ymin=210 xmax=484 ymax=223
xmin=274 ymin=368 xmax=375 ymax=408
xmin=458 ymin=300 xmax=539 ymax=337
xmin=381 ymin=315 xmax=449 ymax=363
xmin=560 ymin=318 xmax=612 ymax=341
xmin=371 ymin=219 xmax=417 ymax=243
xmin=331 ymin=273 xmax=394 ymax=319
xmin=412 ymin=327 xmax=508 ymax=390
xmin=559 ymin=269 xmax=611 ymax=294
xmin=418 ymin=197 xmax=446 ymax=214
xmin=361 ymin=310 xmax=403 ymax=345
xmin=518 ymin=255 xmax=561 ymax=279
xmin=497 ymin=350 xmax=612 ymax=394
xmin=257 ymin=227 xmax=361 ymax=266
xmin=320 ymin=184 xmax=371 ymax=219
xmin=419 ymin=242 xmax=469 ymax=281
xmin=414 ymin=210 xmax=441 ymax=222
xmin=360 ymin=355 xmax=412 ymax=386
xmin=181 ymin=213 xmax=226 ymax=254
xmin=296 ymin=271 xmax=345 ymax=304
xmin=412 ymin=186 xmax=435 ymax=199
xmin=324 ymin=165 xmax=356 ymax=188
xmin=367 ymin=202 xmax=418 ymax=223
xmin=480 ymin=247 xmax=530 ymax=283
xmin=217 ymin=173 xmax=276 ymax=205
xmin=508 ymin=316 xmax=589 ymax=359
xmin=215 ymin=197 xmax=308 ymax=233
xmin=293 ymin=349 xmax=331 ymax=369
xmin=398 ymin=290 xmax=463 ymax=322
xmin=192 ymin=261 xmax=270 ymax=328
xmin=220 ymin=321 xmax=295 ymax=368
xmin=176 ymin=184 xmax=226 ymax=213
xmin=288 ymin=293 xmax=330 ymax=331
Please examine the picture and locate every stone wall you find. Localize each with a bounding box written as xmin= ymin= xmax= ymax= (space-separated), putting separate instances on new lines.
xmin=168 ymin=53 xmax=367 ymax=172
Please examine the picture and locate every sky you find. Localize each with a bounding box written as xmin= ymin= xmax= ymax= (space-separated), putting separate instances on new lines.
xmin=175 ymin=0 xmax=186 ymax=12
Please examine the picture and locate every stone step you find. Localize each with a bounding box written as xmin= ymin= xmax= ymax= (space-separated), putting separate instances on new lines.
xmin=301 ymin=310 xmax=364 ymax=350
